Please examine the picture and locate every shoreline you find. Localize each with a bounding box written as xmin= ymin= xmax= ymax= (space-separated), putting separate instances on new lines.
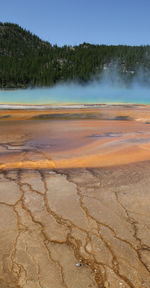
xmin=0 ymin=102 xmax=147 ymax=110
xmin=0 ymin=104 xmax=150 ymax=122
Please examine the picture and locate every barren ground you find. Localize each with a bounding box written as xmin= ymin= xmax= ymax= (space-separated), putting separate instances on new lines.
xmin=0 ymin=105 xmax=150 ymax=287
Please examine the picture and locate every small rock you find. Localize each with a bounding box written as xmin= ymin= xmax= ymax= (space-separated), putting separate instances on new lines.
xmin=75 ymin=263 xmax=82 ymax=267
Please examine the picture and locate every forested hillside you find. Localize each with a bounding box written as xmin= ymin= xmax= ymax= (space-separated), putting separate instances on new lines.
xmin=0 ymin=22 xmax=150 ymax=88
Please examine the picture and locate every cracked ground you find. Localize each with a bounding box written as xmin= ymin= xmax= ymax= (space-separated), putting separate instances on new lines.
xmin=1 ymin=107 xmax=150 ymax=288
xmin=1 ymin=165 xmax=150 ymax=288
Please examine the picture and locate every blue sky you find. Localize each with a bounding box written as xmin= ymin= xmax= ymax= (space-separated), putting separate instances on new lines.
xmin=0 ymin=0 xmax=150 ymax=46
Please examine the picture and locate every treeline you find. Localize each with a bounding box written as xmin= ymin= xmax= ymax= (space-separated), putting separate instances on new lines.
xmin=0 ymin=22 xmax=150 ymax=88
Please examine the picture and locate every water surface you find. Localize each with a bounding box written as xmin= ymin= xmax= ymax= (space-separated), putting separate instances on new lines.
xmin=1 ymin=82 xmax=150 ymax=104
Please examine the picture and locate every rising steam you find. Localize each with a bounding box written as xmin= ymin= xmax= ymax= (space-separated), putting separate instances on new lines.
xmin=1 ymin=65 xmax=150 ymax=105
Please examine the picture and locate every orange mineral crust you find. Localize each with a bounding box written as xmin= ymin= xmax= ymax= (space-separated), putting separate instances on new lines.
xmin=0 ymin=105 xmax=150 ymax=169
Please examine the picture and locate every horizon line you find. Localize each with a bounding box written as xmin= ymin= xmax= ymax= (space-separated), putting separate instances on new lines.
xmin=1 ymin=21 xmax=150 ymax=48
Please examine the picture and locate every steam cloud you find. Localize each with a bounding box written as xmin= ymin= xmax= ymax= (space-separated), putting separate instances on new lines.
xmin=1 ymin=66 xmax=150 ymax=105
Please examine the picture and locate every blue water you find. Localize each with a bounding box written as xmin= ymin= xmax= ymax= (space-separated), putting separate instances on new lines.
xmin=0 ymin=82 xmax=150 ymax=104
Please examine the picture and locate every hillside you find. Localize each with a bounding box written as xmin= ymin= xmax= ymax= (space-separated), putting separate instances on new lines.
xmin=0 ymin=22 xmax=150 ymax=88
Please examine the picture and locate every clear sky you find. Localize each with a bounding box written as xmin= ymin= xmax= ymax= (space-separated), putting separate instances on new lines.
xmin=0 ymin=0 xmax=150 ymax=46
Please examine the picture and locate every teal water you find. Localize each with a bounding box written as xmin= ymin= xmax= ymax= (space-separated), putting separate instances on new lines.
xmin=0 ymin=83 xmax=150 ymax=105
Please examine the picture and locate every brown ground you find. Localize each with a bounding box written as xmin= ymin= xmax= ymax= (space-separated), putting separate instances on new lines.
xmin=0 ymin=105 xmax=150 ymax=287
